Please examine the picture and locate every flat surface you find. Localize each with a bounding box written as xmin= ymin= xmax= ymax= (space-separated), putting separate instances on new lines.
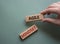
xmin=0 ymin=0 xmax=60 ymax=44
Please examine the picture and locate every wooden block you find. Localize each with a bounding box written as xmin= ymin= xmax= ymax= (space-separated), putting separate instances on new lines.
xmin=25 ymin=14 xmax=44 ymax=22
xmin=20 ymin=24 xmax=38 ymax=40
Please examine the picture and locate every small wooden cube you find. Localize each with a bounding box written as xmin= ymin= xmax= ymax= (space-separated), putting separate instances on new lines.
xmin=25 ymin=14 xmax=44 ymax=22
xmin=19 ymin=24 xmax=38 ymax=40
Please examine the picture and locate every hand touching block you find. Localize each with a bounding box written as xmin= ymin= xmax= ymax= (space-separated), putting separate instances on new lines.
xmin=25 ymin=14 xmax=44 ymax=22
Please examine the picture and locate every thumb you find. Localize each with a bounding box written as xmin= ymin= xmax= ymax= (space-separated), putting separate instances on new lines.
xmin=42 ymin=18 xmax=60 ymax=25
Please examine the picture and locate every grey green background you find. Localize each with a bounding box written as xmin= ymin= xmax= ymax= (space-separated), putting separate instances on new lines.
xmin=0 ymin=0 xmax=60 ymax=44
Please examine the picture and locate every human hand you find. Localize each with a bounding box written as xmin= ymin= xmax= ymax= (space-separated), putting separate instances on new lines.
xmin=40 ymin=2 xmax=60 ymax=25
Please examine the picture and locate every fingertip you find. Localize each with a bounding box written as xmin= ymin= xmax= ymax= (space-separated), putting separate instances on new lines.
xmin=41 ymin=18 xmax=51 ymax=22
xmin=40 ymin=10 xmax=46 ymax=15
xmin=41 ymin=18 xmax=57 ymax=24
xmin=41 ymin=18 xmax=46 ymax=22
xmin=40 ymin=11 xmax=43 ymax=14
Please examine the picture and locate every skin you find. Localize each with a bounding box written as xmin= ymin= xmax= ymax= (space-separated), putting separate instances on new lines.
xmin=40 ymin=2 xmax=60 ymax=25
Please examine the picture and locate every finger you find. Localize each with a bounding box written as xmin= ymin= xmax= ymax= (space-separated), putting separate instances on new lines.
xmin=57 ymin=2 xmax=60 ymax=4
xmin=52 ymin=3 xmax=58 ymax=5
xmin=48 ymin=5 xmax=60 ymax=8
xmin=48 ymin=5 xmax=57 ymax=8
xmin=48 ymin=3 xmax=60 ymax=8
xmin=42 ymin=18 xmax=60 ymax=25
xmin=40 ymin=8 xmax=58 ymax=15
xmin=40 ymin=10 xmax=47 ymax=15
